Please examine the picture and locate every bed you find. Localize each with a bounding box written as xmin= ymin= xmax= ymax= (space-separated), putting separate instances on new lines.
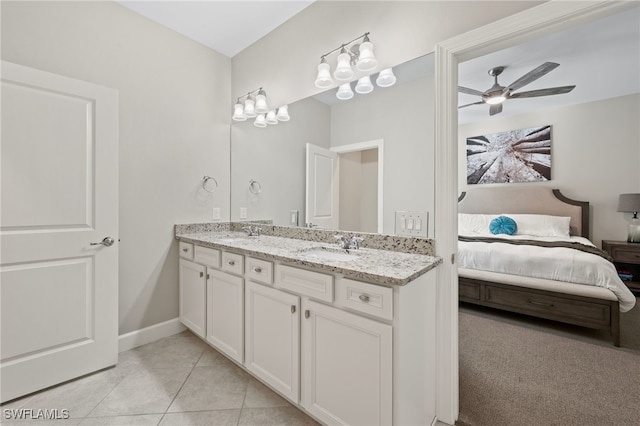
xmin=458 ymin=187 xmax=636 ymax=346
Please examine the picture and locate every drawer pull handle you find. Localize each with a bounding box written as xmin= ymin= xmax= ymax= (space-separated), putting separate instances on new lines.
xmin=305 ymin=310 xmax=310 ymax=319
xmin=199 ymin=272 xmax=204 ymax=278
xmin=291 ymin=305 xmax=296 ymax=314
xmin=359 ymin=294 xmax=370 ymax=302
xmin=529 ymin=299 xmax=554 ymax=308
xmin=254 ymin=267 xmax=262 ymax=273
xmin=228 ymin=260 xmax=235 ymax=266
xmin=182 ymin=248 xmax=188 ymax=252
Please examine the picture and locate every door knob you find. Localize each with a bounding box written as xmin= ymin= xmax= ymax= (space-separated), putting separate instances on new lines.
xmin=91 ymin=237 xmax=115 ymax=247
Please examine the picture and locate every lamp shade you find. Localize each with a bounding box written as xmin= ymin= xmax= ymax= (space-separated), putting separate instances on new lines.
xmin=334 ymin=51 xmax=354 ymax=81
xmin=315 ymin=62 xmax=334 ymax=88
xmin=232 ymin=102 xmax=246 ymax=121
xmin=336 ymin=83 xmax=354 ymax=100
xmin=255 ymin=89 xmax=269 ymax=114
xmin=253 ymin=113 xmax=267 ymax=128
xmin=276 ymin=105 xmax=290 ymax=121
xmin=356 ymin=40 xmax=377 ymax=71
xmin=355 ymin=75 xmax=374 ymax=94
xmin=266 ymin=110 xmax=278 ymax=125
xmin=244 ymin=97 xmax=257 ymax=118
xmin=376 ymin=68 xmax=396 ymax=87
xmin=617 ymin=193 xmax=640 ymax=213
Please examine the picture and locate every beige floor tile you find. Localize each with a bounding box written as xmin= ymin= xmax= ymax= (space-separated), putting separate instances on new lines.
xmin=238 ymin=406 xmax=319 ymax=426
xmin=0 ymin=394 xmax=34 ymax=410
xmin=0 ymin=419 xmax=81 ymax=426
xmin=88 ymin=367 xmax=191 ymax=417
xmin=78 ymin=414 xmax=162 ymax=425
xmin=159 ymin=409 xmax=241 ymax=426
xmin=167 ymin=364 xmax=250 ymax=412
xmin=242 ymin=378 xmax=290 ymax=409
xmin=20 ymin=369 xmax=123 ymax=418
xmin=194 ymin=346 xmax=229 ymax=367
xmin=118 ymin=331 xmax=208 ymax=371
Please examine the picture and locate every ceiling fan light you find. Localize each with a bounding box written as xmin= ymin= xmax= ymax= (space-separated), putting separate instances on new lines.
xmin=486 ymin=95 xmax=506 ymax=105
xmin=355 ymin=75 xmax=374 ymax=94
xmin=334 ymin=51 xmax=354 ymax=81
xmin=232 ymin=102 xmax=246 ymax=121
xmin=266 ymin=110 xmax=278 ymax=125
xmin=315 ymin=62 xmax=334 ymax=88
xmin=376 ymin=68 xmax=396 ymax=87
xmin=336 ymin=82 xmax=354 ymax=100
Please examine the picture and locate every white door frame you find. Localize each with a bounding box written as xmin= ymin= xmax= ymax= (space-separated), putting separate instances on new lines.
xmin=331 ymin=139 xmax=384 ymax=233
xmin=433 ymin=1 xmax=634 ymax=424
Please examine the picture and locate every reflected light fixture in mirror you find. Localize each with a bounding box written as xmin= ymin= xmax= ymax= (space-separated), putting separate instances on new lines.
xmin=232 ymin=88 xmax=290 ymax=127
xmin=336 ymin=83 xmax=354 ymax=100
xmin=376 ymin=68 xmax=397 ymax=87
xmin=355 ymin=75 xmax=374 ymax=94
xmin=314 ymin=32 xmax=377 ymax=88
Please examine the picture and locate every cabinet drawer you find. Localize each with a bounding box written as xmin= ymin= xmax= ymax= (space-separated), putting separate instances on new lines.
xmin=245 ymin=257 xmax=273 ymax=285
xmin=194 ymin=245 xmax=221 ymax=268
xmin=610 ymin=247 xmax=640 ymax=264
xmin=336 ymin=278 xmax=393 ymax=320
xmin=275 ymin=264 xmax=333 ymax=303
xmin=179 ymin=241 xmax=193 ymax=260
xmin=221 ymin=251 xmax=244 ymax=275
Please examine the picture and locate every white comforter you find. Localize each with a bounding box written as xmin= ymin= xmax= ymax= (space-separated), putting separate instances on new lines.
xmin=458 ymin=234 xmax=637 ymax=312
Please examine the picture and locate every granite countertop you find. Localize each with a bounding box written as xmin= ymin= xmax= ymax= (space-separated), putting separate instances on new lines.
xmin=176 ymin=231 xmax=441 ymax=286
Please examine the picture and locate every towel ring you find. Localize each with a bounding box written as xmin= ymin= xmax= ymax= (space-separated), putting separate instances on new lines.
xmin=202 ymin=176 xmax=218 ymax=193
xmin=249 ymin=179 xmax=262 ymax=195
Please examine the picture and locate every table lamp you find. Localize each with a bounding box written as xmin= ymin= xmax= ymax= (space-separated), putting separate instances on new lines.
xmin=617 ymin=193 xmax=640 ymax=243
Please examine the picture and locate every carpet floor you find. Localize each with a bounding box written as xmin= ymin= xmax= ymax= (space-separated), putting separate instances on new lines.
xmin=458 ymin=297 xmax=640 ymax=426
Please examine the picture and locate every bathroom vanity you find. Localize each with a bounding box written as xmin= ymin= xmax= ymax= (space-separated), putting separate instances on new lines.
xmin=175 ymin=224 xmax=441 ymax=425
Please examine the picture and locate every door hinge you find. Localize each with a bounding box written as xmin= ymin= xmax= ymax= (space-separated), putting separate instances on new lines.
xmin=291 ymin=305 xmax=296 ymax=314
xmin=451 ymin=253 xmax=456 ymax=264
xmin=305 ymin=309 xmax=310 ymax=319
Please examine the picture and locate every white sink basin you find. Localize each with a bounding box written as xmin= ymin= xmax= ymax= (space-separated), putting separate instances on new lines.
xmin=215 ymin=237 xmax=246 ymax=243
xmin=302 ymin=248 xmax=359 ymax=262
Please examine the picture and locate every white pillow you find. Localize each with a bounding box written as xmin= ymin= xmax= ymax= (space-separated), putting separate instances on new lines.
xmin=503 ymin=214 xmax=571 ymax=238
xmin=458 ymin=213 xmax=498 ymax=235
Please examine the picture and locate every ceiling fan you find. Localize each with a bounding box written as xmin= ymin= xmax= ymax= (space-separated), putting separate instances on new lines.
xmin=458 ymin=62 xmax=576 ymax=116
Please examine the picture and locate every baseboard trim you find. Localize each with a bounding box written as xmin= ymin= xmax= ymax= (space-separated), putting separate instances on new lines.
xmin=118 ymin=318 xmax=186 ymax=352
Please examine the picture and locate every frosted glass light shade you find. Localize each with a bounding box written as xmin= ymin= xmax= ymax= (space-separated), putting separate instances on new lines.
xmin=355 ymin=76 xmax=374 ymax=94
xmin=315 ymin=62 xmax=334 ymax=88
xmin=336 ymin=83 xmax=354 ymax=100
xmin=376 ymin=68 xmax=396 ymax=87
xmin=244 ymin=97 xmax=257 ymax=118
xmin=276 ymin=105 xmax=290 ymax=121
xmin=255 ymin=90 xmax=269 ymax=114
xmin=253 ymin=113 xmax=267 ymax=128
xmin=266 ymin=110 xmax=278 ymax=125
xmin=356 ymin=41 xmax=377 ymax=71
xmin=232 ymin=103 xmax=246 ymax=121
xmin=333 ymin=52 xmax=354 ymax=81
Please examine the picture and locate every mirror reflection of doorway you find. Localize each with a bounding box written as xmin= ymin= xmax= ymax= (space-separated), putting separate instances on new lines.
xmin=337 ymin=148 xmax=378 ymax=233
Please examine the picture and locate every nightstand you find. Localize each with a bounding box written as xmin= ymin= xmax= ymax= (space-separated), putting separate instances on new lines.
xmin=602 ymin=240 xmax=640 ymax=294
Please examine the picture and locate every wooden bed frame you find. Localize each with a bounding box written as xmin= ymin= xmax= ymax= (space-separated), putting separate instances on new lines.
xmin=458 ymin=187 xmax=621 ymax=346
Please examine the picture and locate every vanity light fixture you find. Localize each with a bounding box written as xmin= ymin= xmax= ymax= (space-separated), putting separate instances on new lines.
xmin=336 ymin=83 xmax=354 ymax=100
xmin=376 ymin=68 xmax=397 ymax=87
xmin=355 ymin=75 xmax=374 ymax=94
xmin=314 ymin=32 xmax=378 ymax=88
xmin=232 ymin=88 xmax=290 ymax=127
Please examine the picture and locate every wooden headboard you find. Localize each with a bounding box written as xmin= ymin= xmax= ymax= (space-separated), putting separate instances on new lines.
xmin=458 ymin=187 xmax=590 ymax=238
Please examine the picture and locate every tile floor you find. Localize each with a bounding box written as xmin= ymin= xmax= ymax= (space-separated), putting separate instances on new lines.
xmin=1 ymin=331 xmax=319 ymax=425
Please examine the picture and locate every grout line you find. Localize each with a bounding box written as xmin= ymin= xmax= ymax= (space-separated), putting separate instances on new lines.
xmin=157 ymin=348 xmax=205 ymax=425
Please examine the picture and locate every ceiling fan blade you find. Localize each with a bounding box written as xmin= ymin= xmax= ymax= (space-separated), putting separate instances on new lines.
xmin=458 ymin=101 xmax=485 ymax=109
xmin=489 ymin=103 xmax=503 ymax=116
xmin=458 ymin=86 xmax=485 ymax=96
xmin=509 ymin=85 xmax=576 ymax=98
xmin=505 ymin=62 xmax=559 ymax=92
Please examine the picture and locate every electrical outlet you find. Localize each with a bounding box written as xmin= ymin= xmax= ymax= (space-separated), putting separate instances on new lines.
xmin=212 ymin=207 xmax=220 ymax=220
xmin=290 ymin=210 xmax=299 ymax=226
xmin=240 ymin=207 xmax=247 ymax=219
xmin=395 ymin=211 xmax=428 ymax=237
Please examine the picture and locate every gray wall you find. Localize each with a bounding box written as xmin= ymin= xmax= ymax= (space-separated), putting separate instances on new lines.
xmin=459 ymin=93 xmax=640 ymax=246
xmin=1 ymin=1 xmax=232 ymax=334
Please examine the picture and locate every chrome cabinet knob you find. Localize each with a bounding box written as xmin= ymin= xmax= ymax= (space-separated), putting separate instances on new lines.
xmin=359 ymin=294 xmax=370 ymax=302
xmin=91 ymin=237 xmax=115 ymax=247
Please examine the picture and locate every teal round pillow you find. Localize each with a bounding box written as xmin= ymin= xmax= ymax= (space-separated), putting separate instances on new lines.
xmin=489 ymin=215 xmax=517 ymax=235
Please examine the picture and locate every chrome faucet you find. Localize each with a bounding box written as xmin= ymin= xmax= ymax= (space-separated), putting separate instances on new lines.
xmin=242 ymin=225 xmax=262 ymax=236
xmin=334 ymin=235 xmax=365 ymax=250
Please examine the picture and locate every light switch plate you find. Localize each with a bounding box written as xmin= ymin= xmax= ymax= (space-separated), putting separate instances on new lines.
xmin=395 ymin=211 xmax=428 ymax=237
xmin=212 ymin=207 xmax=221 ymax=221
xmin=290 ymin=210 xmax=299 ymax=226
xmin=240 ymin=207 xmax=247 ymax=219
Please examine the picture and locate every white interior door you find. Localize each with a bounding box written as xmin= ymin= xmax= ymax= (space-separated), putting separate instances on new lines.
xmin=0 ymin=61 xmax=119 ymax=403
xmin=305 ymin=143 xmax=339 ymax=229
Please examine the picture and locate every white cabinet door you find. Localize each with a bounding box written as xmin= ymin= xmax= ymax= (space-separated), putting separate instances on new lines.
xmin=179 ymin=259 xmax=206 ymax=338
xmin=245 ymin=281 xmax=300 ymax=403
xmin=1 ymin=61 xmax=118 ymax=402
xmin=207 ymin=270 xmax=244 ymax=364
xmin=301 ymin=300 xmax=392 ymax=426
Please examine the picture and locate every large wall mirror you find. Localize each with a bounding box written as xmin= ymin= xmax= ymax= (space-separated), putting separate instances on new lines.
xmin=231 ymin=53 xmax=435 ymax=236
